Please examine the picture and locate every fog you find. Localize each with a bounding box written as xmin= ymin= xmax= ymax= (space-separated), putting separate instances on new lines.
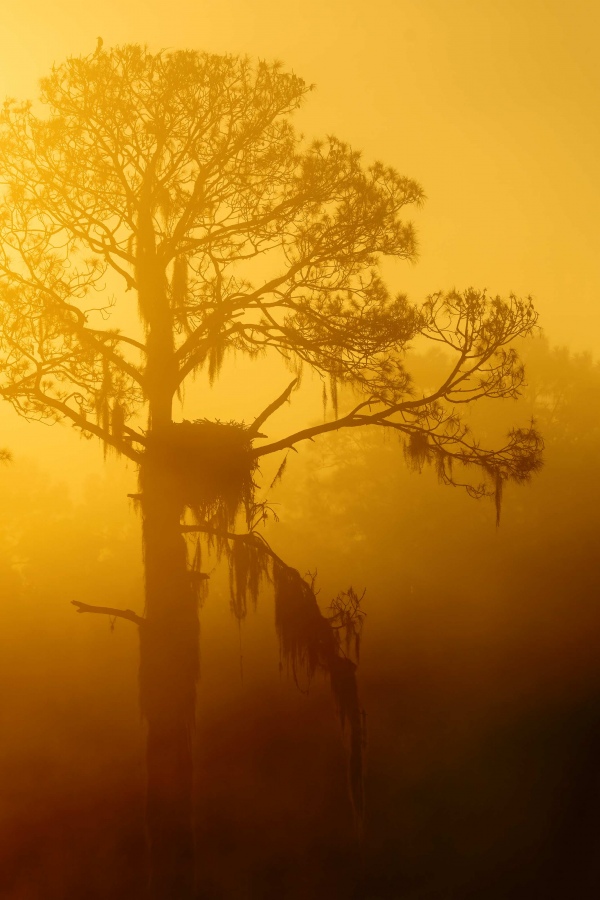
xmin=1 ymin=338 xmax=599 ymax=897
xmin=1 ymin=6 xmax=599 ymax=899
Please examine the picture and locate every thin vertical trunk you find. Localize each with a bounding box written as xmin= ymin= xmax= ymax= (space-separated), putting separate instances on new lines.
xmin=136 ymin=183 xmax=177 ymax=431
xmin=139 ymin=456 xmax=199 ymax=899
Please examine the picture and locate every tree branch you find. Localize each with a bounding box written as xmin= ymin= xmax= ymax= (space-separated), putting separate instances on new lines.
xmin=180 ymin=523 xmax=289 ymax=570
xmin=71 ymin=600 xmax=145 ymax=627
xmin=251 ymin=410 xmax=371 ymax=457
xmin=248 ymin=378 xmax=298 ymax=435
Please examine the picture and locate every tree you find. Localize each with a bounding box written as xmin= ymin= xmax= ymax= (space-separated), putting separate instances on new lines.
xmin=0 ymin=44 xmax=542 ymax=898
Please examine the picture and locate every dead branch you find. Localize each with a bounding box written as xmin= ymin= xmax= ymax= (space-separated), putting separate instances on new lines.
xmin=248 ymin=378 xmax=298 ymax=435
xmin=71 ymin=600 xmax=145 ymax=627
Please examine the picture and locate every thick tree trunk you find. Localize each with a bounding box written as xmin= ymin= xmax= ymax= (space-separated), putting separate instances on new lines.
xmin=134 ymin=200 xmax=201 ymax=894
xmin=139 ymin=455 xmax=199 ymax=900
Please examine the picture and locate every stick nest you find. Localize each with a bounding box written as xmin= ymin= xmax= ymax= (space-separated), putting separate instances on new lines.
xmin=143 ymin=419 xmax=256 ymax=525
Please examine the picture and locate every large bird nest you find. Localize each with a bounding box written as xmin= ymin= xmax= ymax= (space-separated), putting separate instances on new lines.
xmin=142 ymin=419 xmax=256 ymax=526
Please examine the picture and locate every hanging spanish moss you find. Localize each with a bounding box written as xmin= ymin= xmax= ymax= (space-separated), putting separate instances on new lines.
xmin=202 ymin=529 xmax=367 ymax=820
xmin=171 ymin=255 xmax=193 ymax=335
xmin=272 ymin=560 xmax=366 ymax=818
xmin=207 ymin=339 xmax=227 ymax=386
xmin=183 ymin=524 xmax=365 ymax=825
xmin=268 ymin=452 xmax=289 ymax=490
xmin=329 ymin=372 xmax=339 ymax=418
xmin=403 ymin=429 xmax=431 ymax=473
xmin=227 ymin=533 xmax=270 ymax=621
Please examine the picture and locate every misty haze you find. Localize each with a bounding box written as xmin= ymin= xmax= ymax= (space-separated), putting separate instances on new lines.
xmin=1 ymin=4 xmax=599 ymax=899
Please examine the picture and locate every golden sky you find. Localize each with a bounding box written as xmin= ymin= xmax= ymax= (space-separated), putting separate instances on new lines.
xmin=1 ymin=0 xmax=599 ymax=351
xmin=1 ymin=1 xmax=599 ymax=478
xmin=2 ymin=9 xmax=599 ymax=884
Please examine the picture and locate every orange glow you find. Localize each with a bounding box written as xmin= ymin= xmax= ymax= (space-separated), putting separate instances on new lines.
xmin=0 ymin=7 xmax=599 ymax=898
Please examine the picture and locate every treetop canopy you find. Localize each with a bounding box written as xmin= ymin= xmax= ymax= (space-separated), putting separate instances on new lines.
xmin=0 ymin=43 xmax=541 ymax=510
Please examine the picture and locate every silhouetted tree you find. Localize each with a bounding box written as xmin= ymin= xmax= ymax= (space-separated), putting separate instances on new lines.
xmin=0 ymin=44 xmax=542 ymax=897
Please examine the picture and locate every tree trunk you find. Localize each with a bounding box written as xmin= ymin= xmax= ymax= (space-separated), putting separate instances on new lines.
xmin=135 ymin=190 xmax=198 ymax=894
xmin=139 ymin=454 xmax=199 ymax=899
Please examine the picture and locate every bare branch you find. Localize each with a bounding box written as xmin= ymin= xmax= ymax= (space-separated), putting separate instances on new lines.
xmin=71 ymin=600 xmax=145 ymax=627
xmin=252 ymin=410 xmax=368 ymax=457
xmin=248 ymin=378 xmax=298 ymax=435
